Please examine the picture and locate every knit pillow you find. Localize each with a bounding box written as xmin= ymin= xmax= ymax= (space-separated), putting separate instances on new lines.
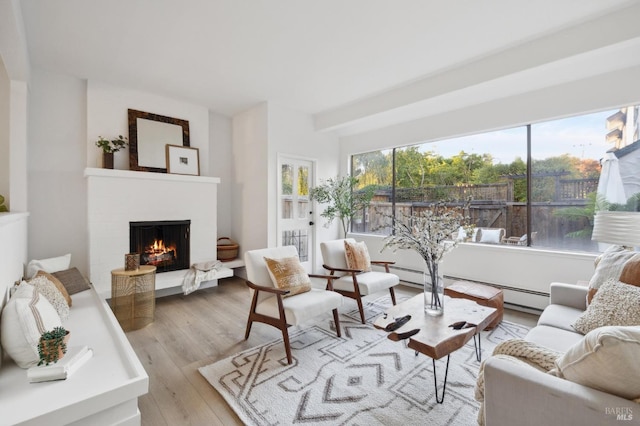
xmin=264 ymin=256 xmax=312 ymax=297
xmin=553 ymin=325 xmax=640 ymax=400
xmin=34 ymin=270 xmax=72 ymax=307
xmin=587 ymin=246 xmax=636 ymax=304
xmin=0 ymin=284 xmax=62 ymax=368
xmin=573 ymin=279 xmax=640 ymax=334
xmin=344 ymin=240 xmax=372 ymax=272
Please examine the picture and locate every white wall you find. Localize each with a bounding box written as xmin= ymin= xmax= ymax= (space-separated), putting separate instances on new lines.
xmin=0 ymin=213 xmax=28 ymax=308
xmin=210 ymin=111 xmax=233 ymax=237
xmin=0 ymin=58 xmax=9 ymax=204
xmin=231 ymin=102 xmax=340 ymax=274
xmin=231 ymin=103 xmax=269 ymax=255
xmin=27 ymin=67 xmax=88 ymax=272
xmin=87 ymin=81 xmax=210 ymax=175
xmin=268 ymin=102 xmax=341 ymax=272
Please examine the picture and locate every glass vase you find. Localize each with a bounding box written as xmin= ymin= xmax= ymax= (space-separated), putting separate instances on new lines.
xmin=424 ymin=261 xmax=444 ymax=316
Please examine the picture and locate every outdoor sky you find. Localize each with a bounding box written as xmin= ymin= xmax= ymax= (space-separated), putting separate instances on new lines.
xmin=427 ymin=108 xmax=617 ymax=164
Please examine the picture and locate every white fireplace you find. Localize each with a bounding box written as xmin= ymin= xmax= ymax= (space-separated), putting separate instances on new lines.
xmin=85 ymin=168 xmax=229 ymax=298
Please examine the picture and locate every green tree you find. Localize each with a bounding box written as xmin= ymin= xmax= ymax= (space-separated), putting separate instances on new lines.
xmin=310 ymin=176 xmax=374 ymax=238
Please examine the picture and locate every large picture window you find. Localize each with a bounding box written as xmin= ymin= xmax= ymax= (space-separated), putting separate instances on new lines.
xmin=351 ymin=105 xmax=640 ymax=253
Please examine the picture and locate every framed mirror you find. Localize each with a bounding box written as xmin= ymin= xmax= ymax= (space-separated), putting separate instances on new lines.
xmin=128 ymin=109 xmax=190 ymax=173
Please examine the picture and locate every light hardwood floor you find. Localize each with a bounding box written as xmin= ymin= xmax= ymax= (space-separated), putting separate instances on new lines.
xmin=125 ymin=277 xmax=539 ymax=426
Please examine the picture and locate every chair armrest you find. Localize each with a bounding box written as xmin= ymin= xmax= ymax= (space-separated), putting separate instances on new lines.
xmin=245 ymin=280 xmax=290 ymax=296
xmin=370 ymin=260 xmax=395 ymax=266
xmin=549 ymin=282 xmax=588 ymax=310
xmin=309 ymin=274 xmax=339 ymax=291
xmin=322 ymin=264 xmax=363 ymax=274
xmin=483 ymin=356 xmax=634 ymax=426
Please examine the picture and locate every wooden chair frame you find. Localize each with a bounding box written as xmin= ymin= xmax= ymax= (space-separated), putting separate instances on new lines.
xmin=244 ymin=274 xmax=341 ymax=365
xmin=323 ymin=261 xmax=397 ymax=324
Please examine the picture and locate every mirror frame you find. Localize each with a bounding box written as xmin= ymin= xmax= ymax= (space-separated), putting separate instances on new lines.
xmin=128 ymin=109 xmax=190 ymax=173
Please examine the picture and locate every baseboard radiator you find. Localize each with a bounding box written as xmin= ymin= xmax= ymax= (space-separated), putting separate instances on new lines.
xmin=377 ymin=264 xmax=547 ymax=313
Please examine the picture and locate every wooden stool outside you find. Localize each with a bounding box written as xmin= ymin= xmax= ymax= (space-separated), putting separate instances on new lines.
xmin=444 ymin=281 xmax=503 ymax=330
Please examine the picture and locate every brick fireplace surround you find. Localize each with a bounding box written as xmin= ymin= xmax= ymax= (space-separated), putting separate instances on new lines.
xmin=85 ymin=168 xmax=229 ymax=298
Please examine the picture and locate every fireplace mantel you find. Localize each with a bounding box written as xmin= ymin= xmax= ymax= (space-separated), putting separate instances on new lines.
xmin=85 ymin=168 xmax=227 ymax=298
xmin=84 ymin=167 xmax=221 ymax=184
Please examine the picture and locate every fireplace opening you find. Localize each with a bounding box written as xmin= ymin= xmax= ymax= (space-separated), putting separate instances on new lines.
xmin=130 ymin=220 xmax=190 ymax=273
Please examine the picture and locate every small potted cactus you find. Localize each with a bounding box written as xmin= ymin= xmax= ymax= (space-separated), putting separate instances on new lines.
xmin=37 ymin=326 xmax=70 ymax=366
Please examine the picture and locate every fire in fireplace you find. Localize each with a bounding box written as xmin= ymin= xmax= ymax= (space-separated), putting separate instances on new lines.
xmin=130 ymin=220 xmax=190 ymax=273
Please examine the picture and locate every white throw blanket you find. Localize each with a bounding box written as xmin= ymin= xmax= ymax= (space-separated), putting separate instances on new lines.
xmin=182 ymin=260 xmax=223 ymax=295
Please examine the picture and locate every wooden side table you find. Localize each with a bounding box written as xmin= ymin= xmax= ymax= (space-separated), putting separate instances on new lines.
xmin=110 ymin=265 xmax=156 ymax=331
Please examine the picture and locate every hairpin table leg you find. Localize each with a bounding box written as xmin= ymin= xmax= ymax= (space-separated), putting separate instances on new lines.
xmin=473 ymin=333 xmax=482 ymax=362
xmin=432 ymin=355 xmax=451 ymax=404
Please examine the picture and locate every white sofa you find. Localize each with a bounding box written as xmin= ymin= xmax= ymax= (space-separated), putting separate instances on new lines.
xmin=483 ymin=282 xmax=639 ymax=426
xmin=0 ymin=284 xmax=148 ymax=425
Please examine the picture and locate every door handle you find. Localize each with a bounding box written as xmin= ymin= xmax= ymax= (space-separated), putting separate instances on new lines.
xmin=309 ymin=221 xmax=314 ymax=226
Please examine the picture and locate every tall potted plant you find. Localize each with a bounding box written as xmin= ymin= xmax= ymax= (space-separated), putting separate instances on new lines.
xmin=310 ymin=176 xmax=374 ymax=238
xmin=95 ymin=135 xmax=128 ymax=169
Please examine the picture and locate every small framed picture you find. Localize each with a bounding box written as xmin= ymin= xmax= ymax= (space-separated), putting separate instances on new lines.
xmin=166 ymin=144 xmax=200 ymax=176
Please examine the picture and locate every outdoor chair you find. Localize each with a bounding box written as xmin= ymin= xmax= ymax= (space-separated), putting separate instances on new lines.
xmin=320 ymin=238 xmax=399 ymax=324
xmin=502 ymin=231 xmax=537 ymax=246
xmin=244 ymin=246 xmax=343 ymax=365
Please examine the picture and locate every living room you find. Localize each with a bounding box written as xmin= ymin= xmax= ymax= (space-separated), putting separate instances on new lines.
xmin=2 ymin=1 xmax=640 ymax=425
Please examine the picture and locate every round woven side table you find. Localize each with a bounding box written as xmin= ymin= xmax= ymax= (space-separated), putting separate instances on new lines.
xmin=110 ymin=265 xmax=156 ymax=331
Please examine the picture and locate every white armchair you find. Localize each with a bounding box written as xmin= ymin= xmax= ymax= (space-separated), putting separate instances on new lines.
xmin=244 ymin=246 xmax=343 ymax=365
xmin=320 ymin=238 xmax=399 ymax=324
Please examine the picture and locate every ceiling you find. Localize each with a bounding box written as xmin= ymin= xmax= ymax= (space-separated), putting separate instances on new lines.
xmin=14 ymin=0 xmax=640 ymax=129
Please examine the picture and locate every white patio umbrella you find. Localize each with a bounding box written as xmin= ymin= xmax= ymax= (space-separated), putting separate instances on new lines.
xmin=597 ymin=152 xmax=627 ymax=205
xmin=595 ymin=152 xmax=627 ymax=250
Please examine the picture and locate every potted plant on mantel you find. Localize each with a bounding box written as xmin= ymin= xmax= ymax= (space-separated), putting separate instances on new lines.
xmin=37 ymin=326 xmax=70 ymax=366
xmin=95 ymin=135 xmax=128 ymax=169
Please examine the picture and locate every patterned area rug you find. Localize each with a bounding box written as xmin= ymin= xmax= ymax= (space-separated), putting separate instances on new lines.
xmin=199 ymin=296 xmax=529 ymax=426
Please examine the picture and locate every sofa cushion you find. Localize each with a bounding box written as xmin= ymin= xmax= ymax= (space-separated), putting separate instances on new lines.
xmin=344 ymin=240 xmax=372 ymax=272
xmin=334 ymin=271 xmax=399 ymax=295
xmin=25 ymin=253 xmax=71 ymax=279
xmin=536 ymin=304 xmax=584 ymax=332
xmin=264 ymin=256 xmax=312 ymax=297
xmin=0 ymin=284 xmax=62 ymax=368
xmin=553 ymin=325 xmax=640 ymax=400
xmin=525 ymin=325 xmax=585 ymax=353
xmin=587 ymin=245 xmax=636 ymax=304
xmin=255 ymin=288 xmax=343 ymax=326
xmin=572 ymin=279 xmax=640 ymax=335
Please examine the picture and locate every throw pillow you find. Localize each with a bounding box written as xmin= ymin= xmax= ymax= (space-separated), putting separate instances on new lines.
xmin=25 ymin=253 xmax=71 ymax=279
xmin=264 ymin=256 xmax=312 ymax=297
xmin=619 ymin=253 xmax=640 ymax=287
xmin=52 ymin=267 xmax=91 ymax=295
xmin=0 ymin=284 xmax=63 ymax=368
xmin=553 ymin=325 xmax=640 ymax=400
xmin=587 ymin=245 xmax=636 ymax=304
xmin=572 ymin=279 xmax=640 ymax=334
xmin=344 ymin=240 xmax=372 ymax=272
xmin=26 ymin=276 xmax=70 ymax=321
xmin=34 ymin=270 xmax=72 ymax=307
xmin=479 ymin=229 xmax=502 ymax=244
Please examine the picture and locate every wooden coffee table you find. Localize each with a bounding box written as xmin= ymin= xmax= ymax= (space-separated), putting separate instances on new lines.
xmin=374 ymin=294 xmax=498 ymax=403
